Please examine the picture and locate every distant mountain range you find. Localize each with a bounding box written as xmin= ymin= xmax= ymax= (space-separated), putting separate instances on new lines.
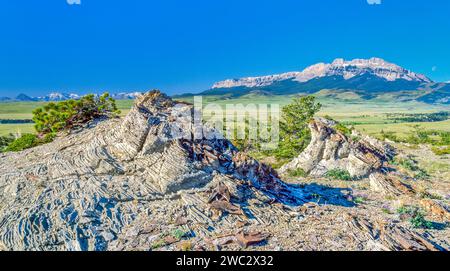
xmin=193 ymin=57 xmax=450 ymax=104
xmin=0 ymin=92 xmax=143 ymax=102
xmin=2 ymin=58 xmax=449 ymax=105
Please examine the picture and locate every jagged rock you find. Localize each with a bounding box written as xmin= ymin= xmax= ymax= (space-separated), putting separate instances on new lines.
xmin=345 ymin=214 xmax=442 ymax=251
xmin=280 ymin=118 xmax=395 ymax=179
xmin=369 ymin=172 xmax=415 ymax=196
xmin=0 ymin=91 xmax=442 ymax=251
xmin=420 ymin=199 xmax=450 ymax=221
xmin=0 ymin=90 xmax=305 ymax=251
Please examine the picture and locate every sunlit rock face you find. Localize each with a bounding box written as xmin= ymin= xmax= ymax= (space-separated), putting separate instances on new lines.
xmin=212 ymin=57 xmax=432 ymax=89
xmin=0 ymin=90 xmax=305 ymax=251
xmin=280 ymin=117 xmax=396 ymax=179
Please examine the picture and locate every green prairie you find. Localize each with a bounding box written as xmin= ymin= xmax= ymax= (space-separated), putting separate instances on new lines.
xmin=0 ymin=96 xmax=449 ymax=139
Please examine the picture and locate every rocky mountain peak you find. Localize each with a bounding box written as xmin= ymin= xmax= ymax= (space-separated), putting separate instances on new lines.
xmin=211 ymin=57 xmax=433 ymax=89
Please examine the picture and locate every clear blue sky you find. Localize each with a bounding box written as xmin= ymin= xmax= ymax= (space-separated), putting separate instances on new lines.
xmin=0 ymin=0 xmax=449 ymax=97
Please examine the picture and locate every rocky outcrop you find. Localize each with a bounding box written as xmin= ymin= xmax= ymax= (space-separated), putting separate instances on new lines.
xmin=345 ymin=214 xmax=442 ymax=251
xmin=0 ymin=91 xmax=442 ymax=251
xmin=280 ymin=118 xmax=395 ymax=179
xmin=420 ymin=199 xmax=450 ymax=222
xmin=0 ymin=90 xmax=306 ymax=251
xmin=369 ymin=172 xmax=415 ymax=196
xmin=279 ymin=118 xmax=418 ymax=196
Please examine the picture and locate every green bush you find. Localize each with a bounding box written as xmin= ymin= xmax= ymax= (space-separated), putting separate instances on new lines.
xmin=4 ymin=134 xmax=39 ymax=152
xmin=335 ymin=123 xmax=352 ymax=137
xmin=439 ymin=131 xmax=450 ymax=145
xmin=392 ymin=156 xmax=431 ymax=179
xmin=414 ymin=169 xmax=430 ymax=180
xmin=273 ymin=96 xmax=321 ymax=159
xmin=0 ymin=135 xmax=14 ymax=152
xmin=396 ymin=206 xmax=434 ymax=229
xmin=380 ymin=130 xmax=399 ymax=142
xmin=325 ymin=169 xmax=352 ymax=181
xmin=171 ymin=229 xmax=188 ymax=240
xmin=287 ymin=168 xmax=307 ymax=178
xmin=353 ymin=196 xmax=366 ymax=204
xmin=393 ymin=157 xmax=419 ymax=171
xmin=432 ymin=146 xmax=450 ymax=156
xmin=32 ymin=93 xmax=120 ymax=135
xmin=409 ymin=213 xmax=433 ymax=229
xmin=4 ymin=93 xmax=120 ymax=153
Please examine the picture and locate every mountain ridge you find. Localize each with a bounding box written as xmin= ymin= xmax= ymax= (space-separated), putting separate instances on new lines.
xmin=0 ymin=92 xmax=144 ymax=102
xmin=199 ymin=58 xmax=449 ymax=104
xmin=212 ymin=57 xmax=433 ymax=89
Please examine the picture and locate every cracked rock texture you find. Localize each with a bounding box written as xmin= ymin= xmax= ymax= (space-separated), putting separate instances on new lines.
xmin=280 ymin=118 xmax=396 ymax=179
xmin=279 ymin=118 xmax=417 ymax=196
xmin=0 ymin=91 xmax=444 ymax=251
xmin=0 ymin=91 xmax=306 ymax=251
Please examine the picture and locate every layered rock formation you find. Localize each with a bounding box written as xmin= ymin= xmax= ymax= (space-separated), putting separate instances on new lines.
xmin=279 ymin=118 xmax=416 ymax=196
xmin=280 ymin=118 xmax=395 ymax=178
xmin=0 ymin=91 xmax=305 ymax=251
xmin=0 ymin=91 xmax=443 ymax=251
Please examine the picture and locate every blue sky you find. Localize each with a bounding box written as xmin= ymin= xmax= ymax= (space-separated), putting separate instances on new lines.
xmin=0 ymin=0 xmax=449 ymax=97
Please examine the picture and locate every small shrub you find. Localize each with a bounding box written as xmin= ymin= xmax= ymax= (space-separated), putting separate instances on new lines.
xmin=419 ymin=191 xmax=443 ymax=200
xmin=4 ymin=134 xmax=39 ymax=152
xmin=171 ymin=229 xmax=187 ymax=240
xmin=354 ymin=196 xmax=366 ymax=204
xmin=351 ymin=135 xmax=361 ymax=142
xmin=32 ymin=93 xmax=120 ymax=135
xmin=380 ymin=130 xmax=399 ymax=142
xmin=414 ymin=169 xmax=430 ymax=180
xmin=0 ymin=135 xmax=14 ymax=152
xmin=393 ymin=156 xmax=431 ymax=180
xmin=3 ymin=132 xmax=57 ymax=153
xmin=381 ymin=206 xmax=393 ymax=214
xmin=287 ymin=168 xmax=307 ymax=178
xmin=396 ymin=205 xmax=434 ymax=229
xmin=409 ymin=212 xmax=433 ymax=229
xmin=335 ymin=123 xmax=352 ymax=137
xmin=150 ymin=240 xmax=165 ymax=250
xmin=396 ymin=205 xmax=410 ymax=215
xmin=431 ymin=146 xmax=450 ymax=156
xmin=325 ymin=169 xmax=352 ymax=181
xmin=393 ymin=157 xmax=420 ymax=171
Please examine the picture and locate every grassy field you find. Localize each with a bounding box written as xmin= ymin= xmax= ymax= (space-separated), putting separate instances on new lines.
xmin=0 ymin=123 xmax=35 ymax=136
xmin=0 ymin=97 xmax=449 ymax=139
xmin=177 ymin=95 xmax=450 ymax=139
xmin=355 ymin=119 xmax=450 ymax=137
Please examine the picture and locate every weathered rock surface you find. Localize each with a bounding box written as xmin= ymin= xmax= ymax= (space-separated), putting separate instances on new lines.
xmin=420 ymin=199 xmax=450 ymax=222
xmin=0 ymin=91 xmax=443 ymax=251
xmin=345 ymin=214 xmax=441 ymax=251
xmin=280 ymin=118 xmax=395 ymax=178
xmin=279 ymin=118 xmax=417 ymax=196
xmin=0 ymin=91 xmax=306 ymax=251
xmin=369 ymin=172 xmax=415 ymax=196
